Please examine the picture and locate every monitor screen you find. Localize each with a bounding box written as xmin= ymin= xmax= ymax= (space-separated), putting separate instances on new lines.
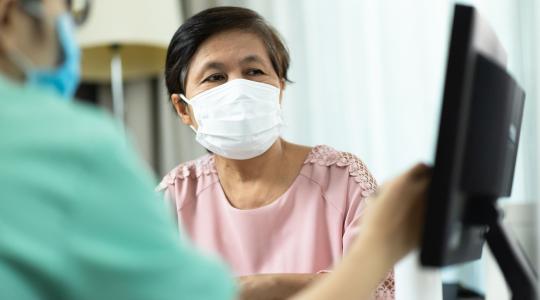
xmin=420 ymin=4 xmax=525 ymax=267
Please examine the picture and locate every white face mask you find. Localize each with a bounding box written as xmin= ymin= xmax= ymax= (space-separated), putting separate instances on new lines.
xmin=180 ymin=79 xmax=283 ymax=160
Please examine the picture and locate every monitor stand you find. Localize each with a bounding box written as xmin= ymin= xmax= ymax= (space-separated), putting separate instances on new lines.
xmin=467 ymin=198 xmax=538 ymax=300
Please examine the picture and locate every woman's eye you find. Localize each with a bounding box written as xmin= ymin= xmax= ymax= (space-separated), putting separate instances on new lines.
xmin=203 ymin=74 xmax=226 ymax=83
xmin=246 ymin=69 xmax=265 ymax=76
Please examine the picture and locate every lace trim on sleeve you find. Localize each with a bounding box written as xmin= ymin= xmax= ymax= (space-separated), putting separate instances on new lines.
xmin=304 ymin=145 xmax=377 ymax=197
xmin=155 ymin=155 xmax=216 ymax=192
xmin=374 ymin=271 xmax=395 ymax=299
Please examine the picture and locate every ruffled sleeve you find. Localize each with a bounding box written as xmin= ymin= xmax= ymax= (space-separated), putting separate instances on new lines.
xmin=155 ymin=155 xmax=217 ymax=226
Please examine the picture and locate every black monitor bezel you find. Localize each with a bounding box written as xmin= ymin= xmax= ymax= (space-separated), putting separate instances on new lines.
xmin=420 ymin=4 xmax=509 ymax=266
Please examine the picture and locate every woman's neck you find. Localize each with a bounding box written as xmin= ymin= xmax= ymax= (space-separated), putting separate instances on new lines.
xmin=214 ymin=139 xmax=312 ymax=210
xmin=214 ymin=138 xmax=287 ymax=184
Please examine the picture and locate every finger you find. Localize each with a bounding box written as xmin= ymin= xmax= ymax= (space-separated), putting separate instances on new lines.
xmin=398 ymin=176 xmax=431 ymax=214
xmin=407 ymin=163 xmax=432 ymax=178
xmin=387 ymin=168 xmax=429 ymax=197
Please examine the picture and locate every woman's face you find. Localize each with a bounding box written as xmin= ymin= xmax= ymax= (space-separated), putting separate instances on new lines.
xmin=172 ymin=30 xmax=284 ymax=128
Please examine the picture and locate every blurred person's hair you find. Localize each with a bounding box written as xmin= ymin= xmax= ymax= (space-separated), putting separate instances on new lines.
xmin=165 ymin=6 xmax=291 ymax=105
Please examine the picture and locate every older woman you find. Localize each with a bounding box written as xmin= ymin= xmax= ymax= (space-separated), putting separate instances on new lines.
xmin=157 ymin=6 xmax=393 ymax=299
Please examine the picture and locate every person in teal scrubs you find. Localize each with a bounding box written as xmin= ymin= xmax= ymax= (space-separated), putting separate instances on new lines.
xmin=0 ymin=1 xmax=430 ymax=300
xmin=0 ymin=1 xmax=235 ymax=299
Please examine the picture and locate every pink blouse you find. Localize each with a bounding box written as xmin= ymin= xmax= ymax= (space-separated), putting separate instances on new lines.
xmin=157 ymin=145 xmax=394 ymax=299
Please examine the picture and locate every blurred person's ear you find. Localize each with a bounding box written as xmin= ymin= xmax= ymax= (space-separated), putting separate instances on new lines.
xmin=0 ymin=0 xmax=10 ymax=20
xmin=0 ymin=0 xmax=17 ymax=53
xmin=0 ymin=0 xmax=27 ymax=80
xmin=0 ymin=0 xmax=62 ymax=81
xmin=0 ymin=0 xmax=15 ymax=23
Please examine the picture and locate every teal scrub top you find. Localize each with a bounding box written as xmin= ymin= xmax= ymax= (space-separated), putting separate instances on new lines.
xmin=0 ymin=77 xmax=236 ymax=300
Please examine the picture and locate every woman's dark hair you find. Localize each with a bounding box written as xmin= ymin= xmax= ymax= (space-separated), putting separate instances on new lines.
xmin=165 ymin=6 xmax=291 ymax=101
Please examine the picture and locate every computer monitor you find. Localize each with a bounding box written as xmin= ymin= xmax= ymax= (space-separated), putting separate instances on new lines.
xmin=419 ymin=4 xmax=536 ymax=299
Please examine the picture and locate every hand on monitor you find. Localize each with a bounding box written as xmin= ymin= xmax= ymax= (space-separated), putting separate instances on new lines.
xmin=356 ymin=163 xmax=431 ymax=263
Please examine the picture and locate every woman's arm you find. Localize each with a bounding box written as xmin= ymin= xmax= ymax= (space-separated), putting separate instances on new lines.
xmin=237 ymin=274 xmax=322 ymax=300
xmin=293 ymin=164 xmax=430 ymax=300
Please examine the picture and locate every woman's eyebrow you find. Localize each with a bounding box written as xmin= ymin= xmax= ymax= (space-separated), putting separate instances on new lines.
xmin=240 ymin=55 xmax=266 ymax=65
xmin=200 ymin=61 xmax=226 ymax=72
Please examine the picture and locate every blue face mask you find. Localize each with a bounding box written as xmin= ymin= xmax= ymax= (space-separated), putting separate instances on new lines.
xmin=9 ymin=14 xmax=81 ymax=99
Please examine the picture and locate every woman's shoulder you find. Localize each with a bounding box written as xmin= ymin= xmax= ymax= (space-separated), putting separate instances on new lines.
xmin=155 ymin=154 xmax=217 ymax=193
xmin=302 ymin=145 xmax=377 ymax=196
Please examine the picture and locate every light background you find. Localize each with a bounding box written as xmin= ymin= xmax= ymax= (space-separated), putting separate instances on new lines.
xmin=78 ymin=1 xmax=540 ymax=298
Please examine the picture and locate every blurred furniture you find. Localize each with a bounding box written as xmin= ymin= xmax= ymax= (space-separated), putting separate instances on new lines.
xmin=75 ymin=0 xmax=181 ymax=124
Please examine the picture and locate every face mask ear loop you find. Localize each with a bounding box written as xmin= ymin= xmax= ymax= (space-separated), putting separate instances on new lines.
xmin=179 ymin=94 xmax=198 ymax=134
xmin=179 ymin=94 xmax=193 ymax=106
